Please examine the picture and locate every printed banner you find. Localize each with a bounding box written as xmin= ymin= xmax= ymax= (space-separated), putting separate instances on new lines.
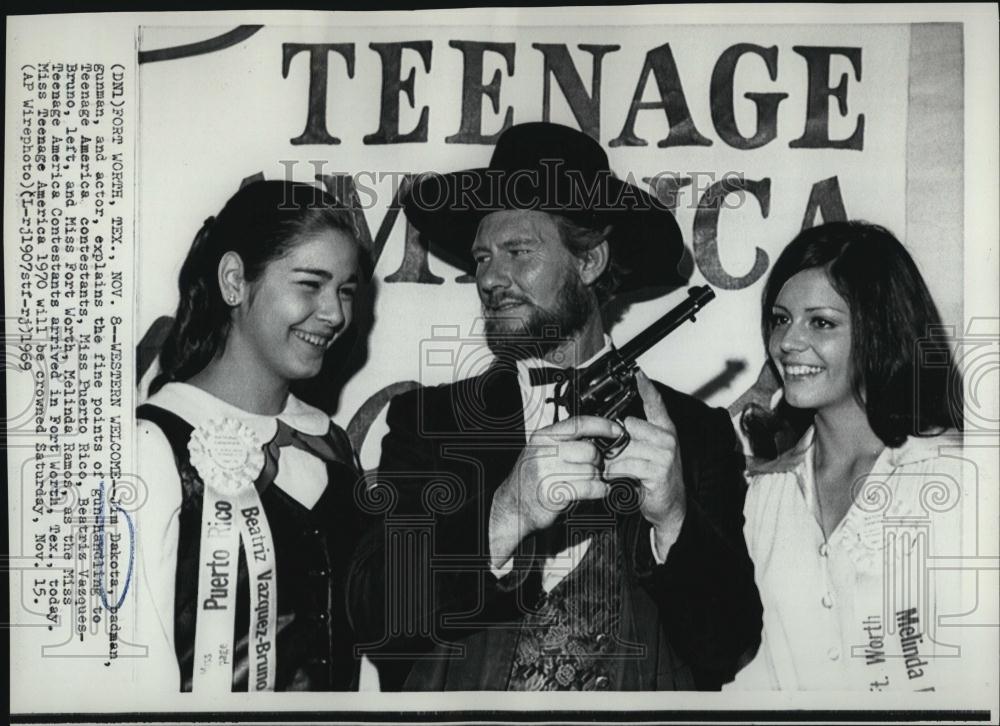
xmin=4 ymin=4 xmax=998 ymax=719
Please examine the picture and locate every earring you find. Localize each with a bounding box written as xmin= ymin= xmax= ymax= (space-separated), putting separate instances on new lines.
xmin=228 ymin=293 xmax=237 ymax=305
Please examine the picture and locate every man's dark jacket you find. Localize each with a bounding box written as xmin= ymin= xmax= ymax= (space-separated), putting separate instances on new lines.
xmin=348 ymin=361 xmax=762 ymax=690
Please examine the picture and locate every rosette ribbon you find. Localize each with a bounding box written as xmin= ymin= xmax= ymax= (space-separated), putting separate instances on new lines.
xmin=188 ymin=418 xmax=277 ymax=692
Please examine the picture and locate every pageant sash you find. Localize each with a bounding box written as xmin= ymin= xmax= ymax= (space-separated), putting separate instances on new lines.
xmin=187 ymin=418 xmax=278 ymax=693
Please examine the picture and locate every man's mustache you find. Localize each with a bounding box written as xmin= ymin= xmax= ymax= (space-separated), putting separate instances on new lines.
xmin=482 ymin=294 xmax=531 ymax=310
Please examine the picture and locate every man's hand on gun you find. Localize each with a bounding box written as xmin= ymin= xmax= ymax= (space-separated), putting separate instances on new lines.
xmin=489 ymin=370 xmax=685 ymax=567
xmin=608 ymin=371 xmax=687 ymax=560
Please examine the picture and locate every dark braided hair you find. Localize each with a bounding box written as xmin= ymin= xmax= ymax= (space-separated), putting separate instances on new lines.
xmin=150 ymin=180 xmax=363 ymax=395
xmin=742 ymin=221 xmax=964 ymax=458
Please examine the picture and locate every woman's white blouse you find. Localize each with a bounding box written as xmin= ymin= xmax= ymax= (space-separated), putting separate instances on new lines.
xmin=730 ymin=427 xmax=976 ymax=691
xmin=133 ymin=383 xmax=335 ymax=691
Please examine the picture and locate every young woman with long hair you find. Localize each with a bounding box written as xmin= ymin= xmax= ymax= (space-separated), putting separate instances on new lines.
xmin=731 ymin=221 xmax=969 ymax=691
xmin=136 ymin=180 xmax=369 ymax=692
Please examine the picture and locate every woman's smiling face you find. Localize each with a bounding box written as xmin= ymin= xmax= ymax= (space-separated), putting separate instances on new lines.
xmin=231 ymin=229 xmax=359 ymax=385
xmin=767 ymin=267 xmax=856 ymax=414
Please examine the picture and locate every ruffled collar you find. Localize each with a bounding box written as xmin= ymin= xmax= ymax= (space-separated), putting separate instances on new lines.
xmin=748 ymin=426 xmax=962 ymax=477
xmin=144 ymin=382 xmax=331 ymax=442
xmin=748 ymin=425 xmax=962 ymax=572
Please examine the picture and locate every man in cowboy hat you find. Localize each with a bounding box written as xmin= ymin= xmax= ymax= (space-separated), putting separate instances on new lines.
xmin=350 ymin=122 xmax=761 ymax=691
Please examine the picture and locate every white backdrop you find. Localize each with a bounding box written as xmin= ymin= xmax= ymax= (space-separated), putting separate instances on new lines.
xmin=136 ymin=21 xmax=934 ymax=467
xmin=8 ymin=5 xmax=994 ymax=715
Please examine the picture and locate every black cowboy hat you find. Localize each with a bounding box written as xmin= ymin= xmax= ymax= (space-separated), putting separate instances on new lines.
xmin=402 ymin=122 xmax=686 ymax=294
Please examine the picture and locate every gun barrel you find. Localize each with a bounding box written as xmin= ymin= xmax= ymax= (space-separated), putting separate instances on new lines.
xmin=614 ymin=285 xmax=716 ymax=363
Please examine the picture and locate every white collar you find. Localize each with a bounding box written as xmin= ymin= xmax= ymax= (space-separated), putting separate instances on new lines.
xmin=748 ymin=425 xmax=963 ymax=478
xmin=514 ymin=335 xmax=614 ymax=388
xmin=144 ymin=382 xmax=331 ymax=441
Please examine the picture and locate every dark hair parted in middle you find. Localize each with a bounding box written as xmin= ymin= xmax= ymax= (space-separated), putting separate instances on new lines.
xmin=743 ymin=220 xmax=963 ymax=456
xmin=150 ymin=180 xmax=366 ymax=395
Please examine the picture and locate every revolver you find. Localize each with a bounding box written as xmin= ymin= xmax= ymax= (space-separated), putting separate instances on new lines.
xmin=552 ymin=285 xmax=716 ymax=458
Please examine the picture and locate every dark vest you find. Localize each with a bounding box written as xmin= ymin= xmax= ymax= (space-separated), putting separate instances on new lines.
xmin=137 ymin=404 xmax=363 ymax=691
xmin=362 ymin=366 xmax=759 ymax=691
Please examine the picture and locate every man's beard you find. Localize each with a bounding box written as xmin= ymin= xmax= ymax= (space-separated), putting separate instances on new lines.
xmin=483 ymin=273 xmax=595 ymax=361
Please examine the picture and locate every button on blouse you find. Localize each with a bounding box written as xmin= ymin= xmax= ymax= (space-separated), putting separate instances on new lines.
xmin=727 ymin=427 xmax=972 ymax=692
